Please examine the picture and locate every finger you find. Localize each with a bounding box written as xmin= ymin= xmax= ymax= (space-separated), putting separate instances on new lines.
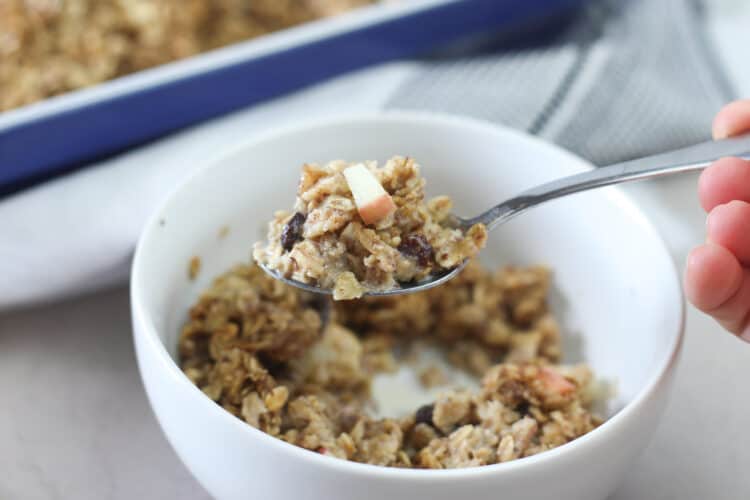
xmin=684 ymin=243 xmax=750 ymax=340
xmin=684 ymin=242 xmax=744 ymax=312
xmin=713 ymin=100 xmax=750 ymax=140
xmin=707 ymin=200 xmax=750 ymax=265
xmin=710 ymin=267 xmax=750 ymax=340
xmin=698 ymin=157 xmax=750 ymax=212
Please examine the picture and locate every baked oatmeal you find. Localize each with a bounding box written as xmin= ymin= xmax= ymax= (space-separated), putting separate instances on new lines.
xmin=0 ymin=0 xmax=375 ymax=111
xmin=253 ymin=157 xmax=488 ymax=299
xmin=179 ymin=260 xmax=602 ymax=468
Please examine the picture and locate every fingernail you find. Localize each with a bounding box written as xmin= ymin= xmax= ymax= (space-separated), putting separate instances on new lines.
xmin=739 ymin=329 xmax=750 ymax=343
xmin=713 ymin=124 xmax=731 ymax=141
xmin=706 ymin=209 xmax=716 ymax=233
xmin=706 ymin=204 xmax=724 ymax=233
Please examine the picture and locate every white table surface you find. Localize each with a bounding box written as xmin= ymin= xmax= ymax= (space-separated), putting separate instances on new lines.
xmin=2 ymin=2 xmax=750 ymax=498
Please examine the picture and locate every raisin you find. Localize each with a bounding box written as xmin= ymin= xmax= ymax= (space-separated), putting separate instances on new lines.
xmin=280 ymin=212 xmax=306 ymax=251
xmin=516 ymin=402 xmax=530 ymax=416
xmin=415 ymin=403 xmax=434 ymax=426
xmin=397 ymin=234 xmax=434 ymax=267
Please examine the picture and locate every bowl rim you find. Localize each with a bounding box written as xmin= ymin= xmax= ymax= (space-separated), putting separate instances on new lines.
xmin=131 ymin=111 xmax=685 ymax=481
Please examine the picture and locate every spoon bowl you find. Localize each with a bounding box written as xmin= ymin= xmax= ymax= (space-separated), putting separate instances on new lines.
xmin=257 ymin=259 xmax=467 ymax=297
xmin=265 ymin=131 xmax=750 ymax=297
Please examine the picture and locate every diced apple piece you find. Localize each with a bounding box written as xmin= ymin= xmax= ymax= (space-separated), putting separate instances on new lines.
xmin=358 ymin=194 xmax=397 ymax=226
xmin=343 ymin=163 xmax=396 ymax=225
xmin=539 ymin=367 xmax=576 ymax=395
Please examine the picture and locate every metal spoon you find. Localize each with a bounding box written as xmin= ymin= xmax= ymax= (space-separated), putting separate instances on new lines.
xmin=260 ymin=132 xmax=750 ymax=296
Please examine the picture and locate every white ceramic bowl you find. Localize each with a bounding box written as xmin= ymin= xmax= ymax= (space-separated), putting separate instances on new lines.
xmin=131 ymin=113 xmax=684 ymax=500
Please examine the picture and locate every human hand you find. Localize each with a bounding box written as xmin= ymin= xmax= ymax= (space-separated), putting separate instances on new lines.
xmin=684 ymin=100 xmax=750 ymax=342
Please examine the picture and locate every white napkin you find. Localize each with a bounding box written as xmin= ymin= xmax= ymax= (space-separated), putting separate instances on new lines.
xmin=0 ymin=64 xmax=417 ymax=310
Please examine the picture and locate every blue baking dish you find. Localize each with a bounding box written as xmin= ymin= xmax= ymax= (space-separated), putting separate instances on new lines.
xmin=0 ymin=0 xmax=584 ymax=194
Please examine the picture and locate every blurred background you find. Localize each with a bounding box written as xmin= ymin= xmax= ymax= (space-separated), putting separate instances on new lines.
xmin=1 ymin=0 xmax=749 ymax=498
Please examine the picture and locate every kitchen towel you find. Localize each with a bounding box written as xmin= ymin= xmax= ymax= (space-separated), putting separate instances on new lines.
xmin=0 ymin=0 xmax=734 ymax=310
xmin=388 ymin=0 xmax=733 ymax=165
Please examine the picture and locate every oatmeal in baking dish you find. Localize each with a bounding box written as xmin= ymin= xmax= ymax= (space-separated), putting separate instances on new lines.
xmin=179 ymin=260 xmax=602 ymax=468
xmin=0 ymin=0 xmax=376 ymax=111
xmin=253 ymin=157 xmax=488 ymax=299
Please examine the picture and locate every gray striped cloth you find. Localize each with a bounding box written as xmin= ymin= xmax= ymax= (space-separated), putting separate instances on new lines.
xmin=387 ymin=0 xmax=735 ymax=166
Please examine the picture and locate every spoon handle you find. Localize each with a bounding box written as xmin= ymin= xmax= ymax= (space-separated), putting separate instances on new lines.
xmin=471 ymin=132 xmax=750 ymax=231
